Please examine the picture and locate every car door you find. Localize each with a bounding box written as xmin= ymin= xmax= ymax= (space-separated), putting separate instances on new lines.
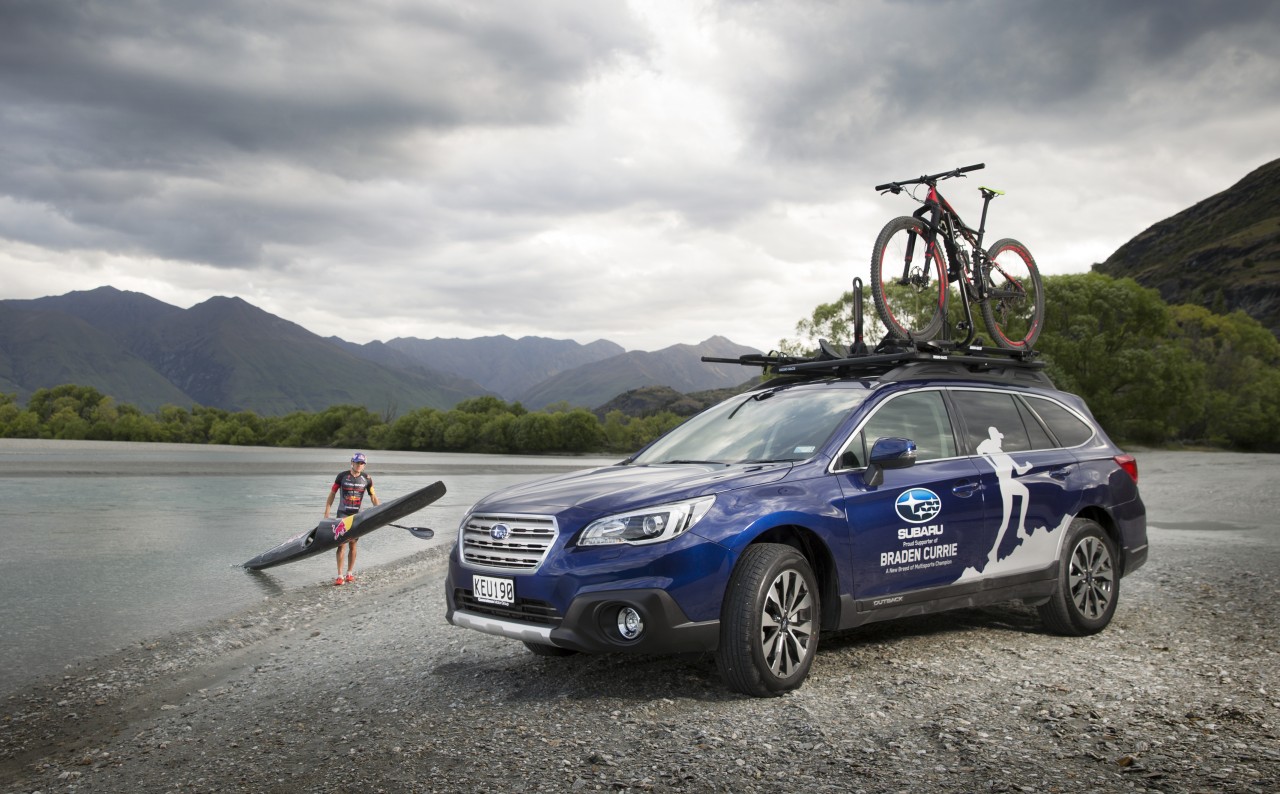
xmin=834 ymin=389 xmax=989 ymax=599
xmin=947 ymin=388 xmax=1080 ymax=578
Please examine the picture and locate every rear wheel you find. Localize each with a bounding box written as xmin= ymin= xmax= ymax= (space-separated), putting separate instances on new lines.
xmin=870 ymin=216 xmax=948 ymax=341
xmin=980 ymin=237 xmax=1043 ymax=350
xmin=715 ymin=544 xmax=820 ymax=697
xmin=1038 ymin=518 xmax=1119 ymax=636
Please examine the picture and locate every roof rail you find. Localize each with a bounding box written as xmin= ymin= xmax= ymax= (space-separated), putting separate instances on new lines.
xmin=702 ymin=338 xmax=1046 ymax=380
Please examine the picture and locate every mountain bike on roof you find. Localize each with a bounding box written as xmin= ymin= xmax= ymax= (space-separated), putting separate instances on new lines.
xmin=870 ymin=163 xmax=1044 ymax=351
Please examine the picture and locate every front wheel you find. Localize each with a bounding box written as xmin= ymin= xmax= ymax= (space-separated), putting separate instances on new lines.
xmin=1038 ymin=518 xmax=1119 ymax=636
xmin=715 ymin=544 xmax=820 ymax=697
xmin=870 ymin=216 xmax=948 ymax=341
xmin=980 ymin=237 xmax=1044 ymax=350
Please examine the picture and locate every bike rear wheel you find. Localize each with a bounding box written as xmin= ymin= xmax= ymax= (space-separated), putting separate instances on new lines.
xmin=870 ymin=216 xmax=947 ymax=341
xmin=980 ymin=237 xmax=1044 ymax=350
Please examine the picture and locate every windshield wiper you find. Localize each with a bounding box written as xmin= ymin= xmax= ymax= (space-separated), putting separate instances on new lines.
xmin=660 ymin=459 xmax=728 ymax=466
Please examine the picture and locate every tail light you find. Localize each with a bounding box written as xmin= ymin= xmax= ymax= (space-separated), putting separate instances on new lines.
xmin=1114 ymin=454 xmax=1138 ymax=483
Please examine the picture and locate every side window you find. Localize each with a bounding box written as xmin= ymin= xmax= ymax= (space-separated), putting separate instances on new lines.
xmin=861 ymin=391 xmax=957 ymax=462
xmin=950 ymin=390 xmax=1033 ymax=453
xmin=1024 ymin=396 xmax=1096 ymax=447
xmin=1015 ymin=398 xmax=1057 ymax=450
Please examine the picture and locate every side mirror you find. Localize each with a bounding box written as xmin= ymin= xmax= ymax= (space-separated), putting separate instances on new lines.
xmin=864 ymin=437 xmax=917 ymax=488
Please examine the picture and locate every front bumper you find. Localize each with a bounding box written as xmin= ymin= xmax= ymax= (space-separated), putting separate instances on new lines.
xmin=445 ymin=565 xmax=720 ymax=654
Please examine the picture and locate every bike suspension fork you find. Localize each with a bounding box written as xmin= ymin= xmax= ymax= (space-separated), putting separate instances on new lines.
xmin=908 ymin=202 xmax=943 ymax=281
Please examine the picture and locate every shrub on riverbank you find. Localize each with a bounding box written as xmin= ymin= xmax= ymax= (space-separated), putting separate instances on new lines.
xmin=0 ymin=386 xmax=683 ymax=455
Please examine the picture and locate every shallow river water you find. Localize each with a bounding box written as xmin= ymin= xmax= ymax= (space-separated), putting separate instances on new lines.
xmin=0 ymin=439 xmax=619 ymax=695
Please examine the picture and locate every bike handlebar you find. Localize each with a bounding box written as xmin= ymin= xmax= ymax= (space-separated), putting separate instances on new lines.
xmin=874 ymin=162 xmax=985 ymax=192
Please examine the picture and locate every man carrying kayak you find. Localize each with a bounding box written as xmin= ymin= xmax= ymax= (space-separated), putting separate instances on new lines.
xmin=323 ymin=452 xmax=380 ymax=585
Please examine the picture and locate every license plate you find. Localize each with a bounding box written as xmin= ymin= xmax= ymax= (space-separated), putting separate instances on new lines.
xmin=472 ymin=574 xmax=515 ymax=606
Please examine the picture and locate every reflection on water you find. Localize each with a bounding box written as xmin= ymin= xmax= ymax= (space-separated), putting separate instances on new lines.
xmin=0 ymin=439 xmax=618 ymax=696
xmin=244 ymin=568 xmax=287 ymax=598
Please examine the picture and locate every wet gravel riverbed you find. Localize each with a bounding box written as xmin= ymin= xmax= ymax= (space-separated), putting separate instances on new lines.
xmin=2 ymin=451 xmax=1277 ymax=793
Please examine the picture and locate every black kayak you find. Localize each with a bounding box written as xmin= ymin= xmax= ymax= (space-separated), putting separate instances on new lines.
xmin=243 ymin=480 xmax=447 ymax=571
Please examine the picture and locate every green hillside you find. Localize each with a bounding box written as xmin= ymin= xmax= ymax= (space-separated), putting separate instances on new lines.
xmin=519 ymin=336 xmax=761 ymax=409
xmin=0 ymin=309 xmax=193 ymax=410
xmin=379 ymin=335 xmax=626 ymax=400
xmin=154 ymin=296 xmax=482 ymax=415
xmin=594 ymin=381 xmax=758 ymax=420
xmin=0 ymin=289 xmax=489 ymax=416
xmin=1094 ymin=157 xmax=1280 ymax=335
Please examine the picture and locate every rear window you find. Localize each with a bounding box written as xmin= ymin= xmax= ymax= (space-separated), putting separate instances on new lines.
xmin=1024 ymin=396 xmax=1095 ymax=447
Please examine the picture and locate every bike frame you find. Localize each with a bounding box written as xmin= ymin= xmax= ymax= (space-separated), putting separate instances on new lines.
xmin=903 ymin=178 xmax=1000 ymax=346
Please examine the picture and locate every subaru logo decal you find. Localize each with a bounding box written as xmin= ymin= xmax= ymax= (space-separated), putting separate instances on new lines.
xmin=490 ymin=523 xmax=511 ymax=541
xmin=895 ymin=488 xmax=942 ymax=523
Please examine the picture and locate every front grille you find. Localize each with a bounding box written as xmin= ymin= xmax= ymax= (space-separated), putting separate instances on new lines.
xmin=454 ymin=589 xmax=561 ymax=625
xmin=461 ymin=513 xmax=558 ymax=572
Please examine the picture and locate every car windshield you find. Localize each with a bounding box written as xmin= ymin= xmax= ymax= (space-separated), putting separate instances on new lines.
xmin=631 ymin=383 xmax=870 ymax=465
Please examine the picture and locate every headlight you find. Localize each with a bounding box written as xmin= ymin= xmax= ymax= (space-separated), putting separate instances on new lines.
xmin=577 ymin=496 xmax=715 ymax=547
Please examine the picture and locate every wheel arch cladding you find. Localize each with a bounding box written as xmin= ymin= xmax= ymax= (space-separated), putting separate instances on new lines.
xmin=1074 ymin=506 xmax=1125 ymax=572
xmin=750 ymin=525 xmax=840 ymax=631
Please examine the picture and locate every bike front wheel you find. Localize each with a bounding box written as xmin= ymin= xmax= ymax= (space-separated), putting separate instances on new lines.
xmin=870 ymin=216 xmax=947 ymax=341
xmin=980 ymin=237 xmax=1044 ymax=350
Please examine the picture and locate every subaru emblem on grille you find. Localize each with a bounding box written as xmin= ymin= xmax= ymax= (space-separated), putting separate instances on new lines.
xmin=490 ymin=523 xmax=511 ymax=541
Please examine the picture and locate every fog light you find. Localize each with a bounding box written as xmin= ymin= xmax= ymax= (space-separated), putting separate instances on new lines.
xmin=617 ymin=607 xmax=644 ymax=640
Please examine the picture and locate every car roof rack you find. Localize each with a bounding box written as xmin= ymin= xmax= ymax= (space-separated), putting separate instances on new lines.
xmin=703 ymin=338 xmax=1050 ymax=386
xmin=704 ymin=277 xmax=1051 ymax=386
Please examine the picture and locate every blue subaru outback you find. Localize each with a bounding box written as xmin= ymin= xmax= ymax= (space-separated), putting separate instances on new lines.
xmin=445 ymin=347 xmax=1148 ymax=697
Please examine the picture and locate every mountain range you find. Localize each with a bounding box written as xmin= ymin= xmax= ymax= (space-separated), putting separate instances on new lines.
xmin=0 ymin=287 xmax=760 ymax=414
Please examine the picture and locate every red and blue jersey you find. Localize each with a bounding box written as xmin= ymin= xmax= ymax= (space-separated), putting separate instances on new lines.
xmin=331 ymin=471 xmax=375 ymax=517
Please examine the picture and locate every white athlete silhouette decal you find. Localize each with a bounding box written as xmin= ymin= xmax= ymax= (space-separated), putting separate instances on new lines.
xmin=975 ymin=426 xmax=1031 ymax=568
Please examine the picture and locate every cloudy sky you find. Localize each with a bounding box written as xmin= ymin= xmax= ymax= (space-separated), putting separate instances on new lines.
xmin=2 ymin=0 xmax=1277 ymax=352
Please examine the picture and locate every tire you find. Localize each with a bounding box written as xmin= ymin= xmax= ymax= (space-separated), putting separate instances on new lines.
xmin=1038 ymin=518 xmax=1119 ymax=636
xmin=980 ymin=237 xmax=1044 ymax=350
xmin=870 ymin=216 xmax=948 ymax=341
xmin=715 ymin=544 xmax=820 ymax=697
xmin=523 ymin=641 xmax=577 ymax=657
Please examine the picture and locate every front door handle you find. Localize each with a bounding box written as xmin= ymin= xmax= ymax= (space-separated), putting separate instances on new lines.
xmin=952 ymin=481 xmax=981 ymax=498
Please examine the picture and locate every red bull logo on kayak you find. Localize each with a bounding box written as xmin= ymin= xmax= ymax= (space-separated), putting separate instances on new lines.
xmin=333 ymin=515 xmax=354 ymax=541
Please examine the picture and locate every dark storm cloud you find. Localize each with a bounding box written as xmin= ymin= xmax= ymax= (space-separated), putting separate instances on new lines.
xmin=0 ymin=1 xmax=644 ymax=163
xmin=0 ymin=0 xmax=648 ymax=264
xmin=716 ymin=0 xmax=1280 ymax=162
